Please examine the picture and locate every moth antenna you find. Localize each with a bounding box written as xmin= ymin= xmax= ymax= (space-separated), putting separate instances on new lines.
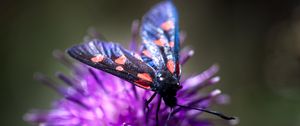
xmin=176 ymin=104 xmax=236 ymax=120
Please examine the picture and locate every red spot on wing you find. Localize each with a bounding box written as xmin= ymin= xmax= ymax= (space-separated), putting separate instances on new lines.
xmin=91 ymin=54 xmax=104 ymax=63
xmin=137 ymin=73 xmax=153 ymax=82
xmin=116 ymin=66 xmax=124 ymax=71
xmin=169 ymin=41 xmax=174 ymax=48
xmin=142 ymin=50 xmax=152 ymax=58
xmin=161 ymin=20 xmax=174 ymax=31
xmin=154 ymin=39 xmax=165 ymax=46
xmin=134 ymin=80 xmax=151 ymax=89
xmin=167 ymin=60 xmax=175 ymax=73
xmin=115 ymin=55 xmax=127 ymax=65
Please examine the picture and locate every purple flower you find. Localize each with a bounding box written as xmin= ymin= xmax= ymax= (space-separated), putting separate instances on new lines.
xmin=24 ymin=22 xmax=234 ymax=126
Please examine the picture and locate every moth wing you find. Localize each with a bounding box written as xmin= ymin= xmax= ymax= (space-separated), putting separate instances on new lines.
xmin=67 ymin=39 xmax=155 ymax=89
xmin=140 ymin=1 xmax=181 ymax=77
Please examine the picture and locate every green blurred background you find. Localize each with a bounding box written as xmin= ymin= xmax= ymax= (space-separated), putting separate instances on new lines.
xmin=1 ymin=0 xmax=300 ymax=125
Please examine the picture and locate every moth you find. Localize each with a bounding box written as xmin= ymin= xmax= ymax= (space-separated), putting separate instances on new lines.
xmin=67 ymin=0 xmax=235 ymax=125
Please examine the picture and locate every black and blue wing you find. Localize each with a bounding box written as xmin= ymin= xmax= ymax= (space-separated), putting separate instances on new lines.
xmin=67 ymin=39 xmax=155 ymax=89
xmin=140 ymin=0 xmax=181 ymax=77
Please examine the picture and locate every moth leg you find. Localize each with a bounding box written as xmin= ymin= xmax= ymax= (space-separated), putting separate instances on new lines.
xmin=144 ymin=92 xmax=157 ymax=111
xmin=156 ymin=96 xmax=162 ymax=126
xmin=165 ymin=107 xmax=174 ymax=126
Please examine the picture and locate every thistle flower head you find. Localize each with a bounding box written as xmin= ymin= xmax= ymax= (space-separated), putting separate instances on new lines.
xmin=24 ymin=26 xmax=231 ymax=126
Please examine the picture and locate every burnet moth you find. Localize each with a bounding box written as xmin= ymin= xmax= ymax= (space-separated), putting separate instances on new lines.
xmin=67 ymin=0 xmax=236 ymax=125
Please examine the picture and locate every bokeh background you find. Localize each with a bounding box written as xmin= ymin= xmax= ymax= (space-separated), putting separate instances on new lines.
xmin=1 ymin=0 xmax=300 ymax=125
